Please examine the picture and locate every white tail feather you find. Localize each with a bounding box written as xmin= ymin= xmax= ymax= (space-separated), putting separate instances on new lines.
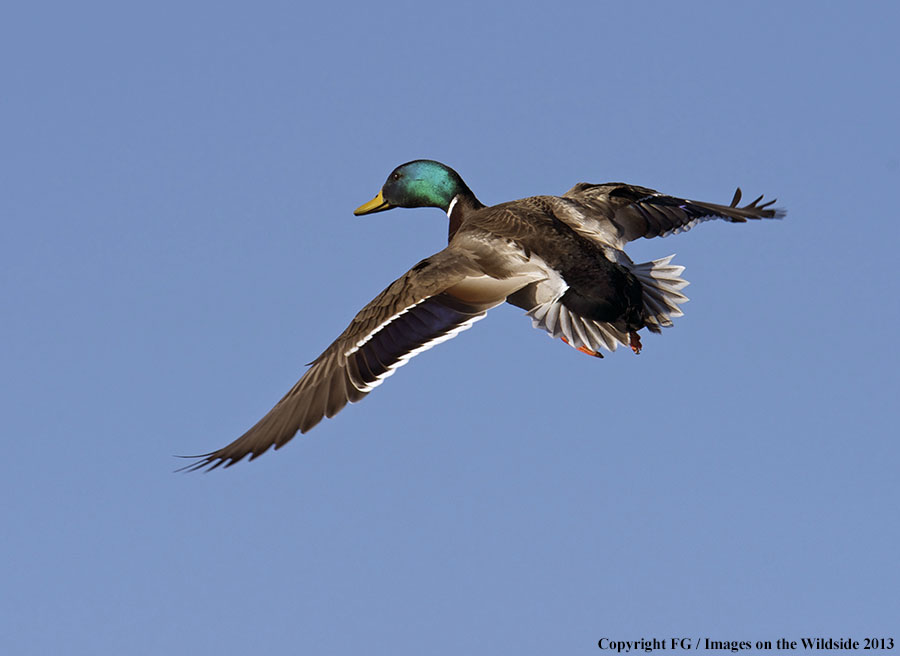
xmin=525 ymin=254 xmax=690 ymax=355
xmin=629 ymin=255 xmax=689 ymax=331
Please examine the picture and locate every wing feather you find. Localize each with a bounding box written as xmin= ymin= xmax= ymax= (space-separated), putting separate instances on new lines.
xmin=180 ymin=249 xmax=506 ymax=471
xmin=561 ymin=182 xmax=784 ymax=248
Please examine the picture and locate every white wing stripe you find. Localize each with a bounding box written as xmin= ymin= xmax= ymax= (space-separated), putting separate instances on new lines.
xmin=350 ymin=313 xmax=487 ymax=392
xmin=345 ymin=299 xmax=426 ymax=357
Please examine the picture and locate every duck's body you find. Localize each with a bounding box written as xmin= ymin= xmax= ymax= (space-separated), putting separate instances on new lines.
xmin=184 ymin=160 xmax=783 ymax=471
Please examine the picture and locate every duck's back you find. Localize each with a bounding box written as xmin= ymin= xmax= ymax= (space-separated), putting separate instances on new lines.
xmin=456 ymin=195 xmax=645 ymax=327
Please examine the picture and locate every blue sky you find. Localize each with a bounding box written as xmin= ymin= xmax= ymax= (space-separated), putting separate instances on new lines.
xmin=2 ymin=1 xmax=898 ymax=654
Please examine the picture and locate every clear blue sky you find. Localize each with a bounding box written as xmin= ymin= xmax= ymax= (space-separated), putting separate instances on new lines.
xmin=3 ymin=2 xmax=898 ymax=654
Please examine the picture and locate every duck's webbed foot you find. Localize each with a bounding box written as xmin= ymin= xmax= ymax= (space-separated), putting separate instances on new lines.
xmin=629 ymin=331 xmax=642 ymax=355
xmin=560 ymin=336 xmax=603 ymax=358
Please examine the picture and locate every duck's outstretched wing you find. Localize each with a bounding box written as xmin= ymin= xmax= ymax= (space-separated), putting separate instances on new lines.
xmin=562 ymin=183 xmax=785 ymax=248
xmin=180 ymin=248 xmax=520 ymax=472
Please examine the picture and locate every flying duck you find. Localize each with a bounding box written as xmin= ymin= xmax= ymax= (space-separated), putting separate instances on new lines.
xmin=183 ymin=160 xmax=783 ymax=470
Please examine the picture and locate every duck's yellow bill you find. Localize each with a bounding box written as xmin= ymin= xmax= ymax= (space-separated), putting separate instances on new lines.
xmin=354 ymin=190 xmax=392 ymax=215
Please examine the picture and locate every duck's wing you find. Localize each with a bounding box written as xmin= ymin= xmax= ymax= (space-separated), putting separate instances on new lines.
xmin=181 ymin=247 xmax=527 ymax=471
xmin=561 ymin=183 xmax=784 ymax=249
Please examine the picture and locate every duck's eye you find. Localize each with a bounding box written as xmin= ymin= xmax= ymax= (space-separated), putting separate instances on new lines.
xmin=391 ymin=172 xmax=401 ymax=181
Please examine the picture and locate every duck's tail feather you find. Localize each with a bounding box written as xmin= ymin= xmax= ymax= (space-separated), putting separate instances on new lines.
xmin=524 ymin=254 xmax=689 ymax=356
xmin=628 ymin=255 xmax=689 ymax=333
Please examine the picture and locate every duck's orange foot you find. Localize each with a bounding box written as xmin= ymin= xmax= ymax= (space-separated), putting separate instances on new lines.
xmin=629 ymin=331 xmax=642 ymax=355
xmin=561 ymin=336 xmax=603 ymax=358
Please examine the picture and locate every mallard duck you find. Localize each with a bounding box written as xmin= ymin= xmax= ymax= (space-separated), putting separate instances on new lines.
xmin=183 ymin=160 xmax=783 ymax=470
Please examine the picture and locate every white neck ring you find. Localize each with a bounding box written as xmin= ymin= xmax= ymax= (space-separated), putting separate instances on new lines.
xmin=446 ymin=196 xmax=459 ymax=218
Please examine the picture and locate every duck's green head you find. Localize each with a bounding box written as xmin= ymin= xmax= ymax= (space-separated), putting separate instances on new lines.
xmin=354 ymin=160 xmax=469 ymax=215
